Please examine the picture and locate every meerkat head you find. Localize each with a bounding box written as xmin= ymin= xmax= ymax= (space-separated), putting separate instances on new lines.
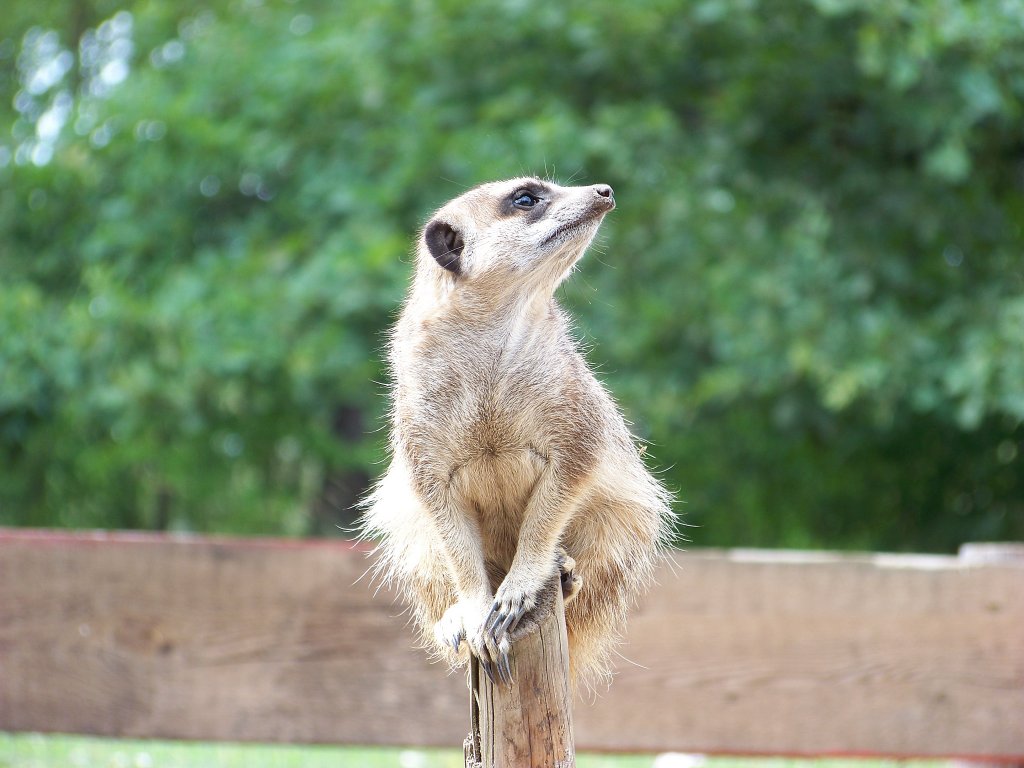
xmin=418 ymin=177 xmax=615 ymax=296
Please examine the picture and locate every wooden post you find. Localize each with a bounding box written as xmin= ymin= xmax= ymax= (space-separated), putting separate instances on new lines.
xmin=465 ymin=577 xmax=575 ymax=768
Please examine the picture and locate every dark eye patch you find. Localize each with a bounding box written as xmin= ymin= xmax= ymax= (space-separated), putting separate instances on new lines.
xmin=496 ymin=181 xmax=552 ymax=218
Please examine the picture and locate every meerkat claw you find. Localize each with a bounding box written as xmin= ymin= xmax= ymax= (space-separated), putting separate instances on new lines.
xmin=483 ymin=606 xmax=501 ymax=639
xmin=483 ymin=602 xmax=502 ymax=632
xmin=485 ymin=597 xmax=530 ymax=645
xmin=478 ymin=651 xmax=497 ymax=684
xmin=495 ymin=609 xmax=517 ymax=641
xmin=498 ymin=648 xmax=513 ymax=684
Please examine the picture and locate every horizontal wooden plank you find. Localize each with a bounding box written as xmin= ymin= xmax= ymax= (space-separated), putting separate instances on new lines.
xmin=580 ymin=547 xmax=1024 ymax=758
xmin=0 ymin=529 xmax=1021 ymax=758
xmin=0 ymin=530 xmax=468 ymax=748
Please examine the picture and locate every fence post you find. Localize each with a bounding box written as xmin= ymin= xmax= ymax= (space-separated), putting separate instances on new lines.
xmin=464 ymin=576 xmax=575 ymax=768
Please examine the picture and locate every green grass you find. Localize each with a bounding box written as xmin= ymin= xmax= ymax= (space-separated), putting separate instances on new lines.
xmin=0 ymin=734 xmax=657 ymax=768
xmin=0 ymin=734 xmax=946 ymax=768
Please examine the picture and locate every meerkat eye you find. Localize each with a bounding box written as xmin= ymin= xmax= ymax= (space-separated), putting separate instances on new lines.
xmin=512 ymin=191 xmax=540 ymax=209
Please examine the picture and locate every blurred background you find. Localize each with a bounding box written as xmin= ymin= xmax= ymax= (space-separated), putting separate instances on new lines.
xmin=1 ymin=0 xmax=1022 ymax=553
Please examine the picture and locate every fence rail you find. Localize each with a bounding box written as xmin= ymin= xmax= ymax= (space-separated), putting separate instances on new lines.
xmin=0 ymin=529 xmax=1021 ymax=759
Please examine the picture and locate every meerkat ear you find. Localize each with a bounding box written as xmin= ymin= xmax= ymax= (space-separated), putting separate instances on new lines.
xmin=424 ymin=219 xmax=463 ymax=275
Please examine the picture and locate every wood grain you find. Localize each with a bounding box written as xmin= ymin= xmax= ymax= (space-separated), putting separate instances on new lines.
xmin=578 ymin=548 xmax=1024 ymax=758
xmin=0 ymin=530 xmax=467 ymax=747
xmin=473 ymin=578 xmax=575 ymax=767
xmin=0 ymin=529 xmax=1021 ymax=758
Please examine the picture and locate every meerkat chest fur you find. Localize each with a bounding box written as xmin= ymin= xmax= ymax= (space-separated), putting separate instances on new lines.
xmin=396 ymin=296 xmax=593 ymax=530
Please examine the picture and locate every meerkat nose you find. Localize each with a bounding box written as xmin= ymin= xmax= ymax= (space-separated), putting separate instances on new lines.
xmin=593 ymin=184 xmax=614 ymax=199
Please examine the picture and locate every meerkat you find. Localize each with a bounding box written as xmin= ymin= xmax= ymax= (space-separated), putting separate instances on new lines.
xmin=361 ymin=177 xmax=674 ymax=687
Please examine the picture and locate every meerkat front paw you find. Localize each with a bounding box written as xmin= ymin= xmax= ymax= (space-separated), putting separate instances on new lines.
xmin=461 ymin=608 xmax=513 ymax=684
xmin=433 ymin=596 xmax=489 ymax=654
xmin=480 ymin=553 xmax=579 ymax=642
xmin=478 ymin=578 xmax=540 ymax=683
xmin=478 ymin=552 xmax=583 ymax=683
xmin=480 ymin=575 xmax=563 ymax=684
xmin=433 ymin=597 xmax=513 ymax=683
xmin=484 ymin=580 xmax=538 ymax=644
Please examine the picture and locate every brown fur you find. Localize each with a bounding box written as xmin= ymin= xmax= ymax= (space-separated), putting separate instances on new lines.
xmin=361 ymin=177 xmax=674 ymax=687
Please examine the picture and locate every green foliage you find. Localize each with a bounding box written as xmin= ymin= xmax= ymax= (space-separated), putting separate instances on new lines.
xmin=1 ymin=0 xmax=1022 ymax=549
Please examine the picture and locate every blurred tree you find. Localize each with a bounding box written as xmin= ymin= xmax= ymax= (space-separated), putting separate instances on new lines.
xmin=1 ymin=0 xmax=1021 ymax=549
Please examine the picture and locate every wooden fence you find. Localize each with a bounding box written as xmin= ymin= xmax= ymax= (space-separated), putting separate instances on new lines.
xmin=0 ymin=528 xmax=1021 ymax=759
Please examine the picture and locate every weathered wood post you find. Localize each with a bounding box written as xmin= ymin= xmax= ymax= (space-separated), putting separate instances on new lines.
xmin=464 ymin=576 xmax=575 ymax=768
